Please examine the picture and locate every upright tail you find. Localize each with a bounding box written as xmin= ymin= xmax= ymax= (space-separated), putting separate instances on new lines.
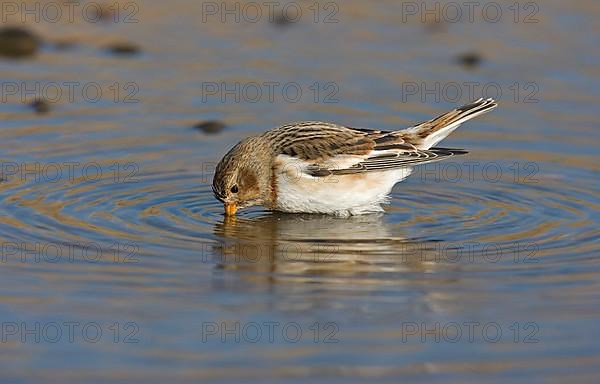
xmin=400 ymin=98 xmax=497 ymax=149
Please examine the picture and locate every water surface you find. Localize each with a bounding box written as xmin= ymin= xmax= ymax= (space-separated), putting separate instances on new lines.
xmin=0 ymin=1 xmax=599 ymax=382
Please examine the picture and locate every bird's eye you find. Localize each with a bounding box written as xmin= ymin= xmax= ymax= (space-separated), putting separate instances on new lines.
xmin=230 ymin=185 xmax=239 ymax=193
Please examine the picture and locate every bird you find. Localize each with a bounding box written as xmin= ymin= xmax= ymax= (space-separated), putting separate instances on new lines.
xmin=212 ymin=98 xmax=497 ymax=216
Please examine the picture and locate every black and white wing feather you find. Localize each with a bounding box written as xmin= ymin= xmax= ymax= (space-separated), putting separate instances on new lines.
xmin=265 ymin=98 xmax=496 ymax=177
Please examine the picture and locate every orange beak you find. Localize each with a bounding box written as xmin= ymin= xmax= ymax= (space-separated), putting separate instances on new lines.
xmin=224 ymin=203 xmax=238 ymax=216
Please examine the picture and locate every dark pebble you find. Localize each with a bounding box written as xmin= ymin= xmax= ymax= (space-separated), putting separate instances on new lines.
xmin=106 ymin=42 xmax=141 ymax=56
xmin=194 ymin=121 xmax=226 ymax=134
xmin=271 ymin=14 xmax=294 ymax=26
xmin=31 ymin=99 xmax=51 ymax=114
xmin=91 ymin=5 xmax=118 ymax=22
xmin=54 ymin=39 xmax=77 ymax=51
xmin=0 ymin=27 xmax=40 ymax=58
xmin=457 ymin=52 xmax=483 ymax=69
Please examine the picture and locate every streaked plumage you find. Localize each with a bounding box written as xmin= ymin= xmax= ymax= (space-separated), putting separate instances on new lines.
xmin=213 ymin=98 xmax=497 ymax=216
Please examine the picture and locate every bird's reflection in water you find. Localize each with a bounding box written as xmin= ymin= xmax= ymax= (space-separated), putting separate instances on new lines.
xmin=211 ymin=213 xmax=441 ymax=279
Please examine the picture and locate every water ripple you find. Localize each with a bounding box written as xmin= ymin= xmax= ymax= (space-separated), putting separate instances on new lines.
xmin=0 ymin=161 xmax=597 ymax=282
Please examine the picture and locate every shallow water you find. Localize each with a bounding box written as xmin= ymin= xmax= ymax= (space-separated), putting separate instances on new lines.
xmin=1 ymin=0 xmax=599 ymax=382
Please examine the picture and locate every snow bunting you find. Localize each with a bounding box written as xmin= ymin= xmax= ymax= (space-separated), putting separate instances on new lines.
xmin=213 ymin=98 xmax=497 ymax=216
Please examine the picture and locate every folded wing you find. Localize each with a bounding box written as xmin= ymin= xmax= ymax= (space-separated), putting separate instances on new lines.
xmin=267 ymin=98 xmax=496 ymax=177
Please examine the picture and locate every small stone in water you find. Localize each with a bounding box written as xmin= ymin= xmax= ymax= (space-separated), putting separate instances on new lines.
xmin=106 ymin=42 xmax=141 ymax=56
xmin=54 ymin=39 xmax=77 ymax=51
xmin=89 ymin=4 xmax=119 ymax=22
xmin=271 ymin=13 xmax=294 ymax=26
xmin=194 ymin=121 xmax=226 ymax=134
xmin=0 ymin=27 xmax=40 ymax=58
xmin=457 ymin=52 xmax=483 ymax=69
xmin=31 ymin=99 xmax=50 ymax=114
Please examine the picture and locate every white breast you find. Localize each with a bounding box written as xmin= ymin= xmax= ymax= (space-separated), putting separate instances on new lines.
xmin=273 ymin=155 xmax=412 ymax=215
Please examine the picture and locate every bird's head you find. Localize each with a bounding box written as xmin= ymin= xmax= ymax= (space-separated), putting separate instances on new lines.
xmin=212 ymin=137 xmax=273 ymax=215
